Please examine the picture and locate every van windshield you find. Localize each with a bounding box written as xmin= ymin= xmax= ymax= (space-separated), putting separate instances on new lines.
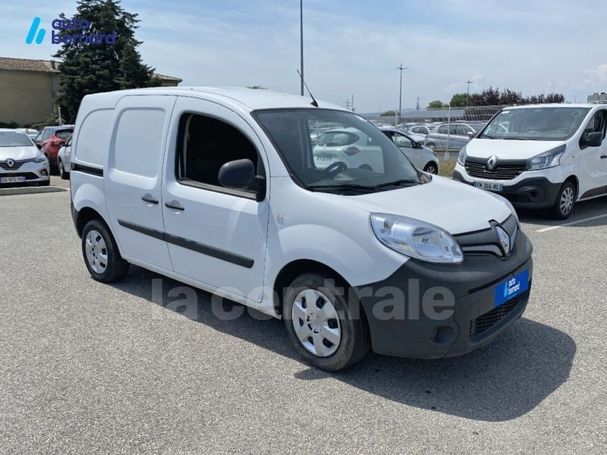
xmin=480 ymin=107 xmax=591 ymax=141
xmin=253 ymin=109 xmax=422 ymax=194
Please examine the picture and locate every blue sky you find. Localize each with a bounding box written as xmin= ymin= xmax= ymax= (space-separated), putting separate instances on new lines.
xmin=2 ymin=0 xmax=607 ymax=112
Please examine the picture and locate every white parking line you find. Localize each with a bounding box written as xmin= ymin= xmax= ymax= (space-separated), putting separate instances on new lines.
xmin=536 ymin=213 xmax=607 ymax=233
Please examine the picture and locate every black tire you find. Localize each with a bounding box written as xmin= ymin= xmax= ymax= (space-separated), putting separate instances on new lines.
xmin=551 ymin=181 xmax=576 ymax=220
xmin=58 ymin=159 xmax=69 ymax=180
xmin=81 ymin=219 xmax=129 ymax=283
xmin=283 ymin=273 xmax=369 ymax=371
xmin=423 ymin=162 xmax=438 ymax=174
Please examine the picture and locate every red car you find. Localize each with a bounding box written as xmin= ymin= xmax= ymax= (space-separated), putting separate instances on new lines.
xmin=40 ymin=127 xmax=73 ymax=171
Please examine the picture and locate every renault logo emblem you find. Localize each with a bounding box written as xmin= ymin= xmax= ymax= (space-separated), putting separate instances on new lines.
xmin=6 ymin=159 xmax=15 ymax=169
xmin=495 ymin=225 xmax=511 ymax=255
xmin=487 ymin=155 xmax=497 ymax=171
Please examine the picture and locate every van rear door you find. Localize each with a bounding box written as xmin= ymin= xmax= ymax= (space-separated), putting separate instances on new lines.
xmin=105 ymin=95 xmax=177 ymax=271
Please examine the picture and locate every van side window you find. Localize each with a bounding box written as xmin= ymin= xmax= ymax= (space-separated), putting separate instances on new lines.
xmin=176 ymin=113 xmax=264 ymax=194
xmin=583 ymin=111 xmax=607 ymax=138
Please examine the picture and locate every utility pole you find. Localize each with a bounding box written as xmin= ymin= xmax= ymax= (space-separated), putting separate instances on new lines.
xmin=466 ymin=80 xmax=473 ymax=106
xmin=299 ymin=0 xmax=304 ymax=96
xmin=397 ymin=64 xmax=407 ymax=124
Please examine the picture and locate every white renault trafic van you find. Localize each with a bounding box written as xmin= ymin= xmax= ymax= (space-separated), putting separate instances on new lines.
xmin=454 ymin=104 xmax=607 ymax=219
xmin=70 ymin=87 xmax=533 ymax=371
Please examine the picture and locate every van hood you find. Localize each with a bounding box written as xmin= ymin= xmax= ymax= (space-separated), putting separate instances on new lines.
xmin=466 ymin=138 xmax=566 ymax=160
xmin=0 ymin=146 xmax=40 ymax=161
xmin=334 ymin=176 xmax=512 ymax=235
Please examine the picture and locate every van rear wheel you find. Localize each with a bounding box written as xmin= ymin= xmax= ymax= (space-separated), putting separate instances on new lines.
xmin=82 ymin=219 xmax=129 ymax=283
xmin=283 ymin=273 xmax=369 ymax=371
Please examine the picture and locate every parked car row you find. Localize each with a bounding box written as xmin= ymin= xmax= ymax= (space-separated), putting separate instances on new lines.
xmin=0 ymin=129 xmax=50 ymax=187
xmin=0 ymin=125 xmax=74 ymax=187
xmin=311 ymin=126 xmax=439 ymax=175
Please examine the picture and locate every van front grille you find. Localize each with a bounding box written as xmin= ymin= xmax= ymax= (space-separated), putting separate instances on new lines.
xmin=469 ymin=294 xmax=526 ymax=339
xmin=465 ymin=158 xmax=526 ymax=180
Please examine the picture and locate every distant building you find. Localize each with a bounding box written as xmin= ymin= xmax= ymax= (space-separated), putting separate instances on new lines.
xmin=0 ymin=56 xmax=181 ymax=126
xmin=587 ymin=92 xmax=607 ymax=104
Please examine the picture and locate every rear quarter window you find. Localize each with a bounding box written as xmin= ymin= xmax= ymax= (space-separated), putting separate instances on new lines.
xmin=74 ymin=109 xmax=113 ymax=166
xmin=113 ymin=108 xmax=166 ymax=178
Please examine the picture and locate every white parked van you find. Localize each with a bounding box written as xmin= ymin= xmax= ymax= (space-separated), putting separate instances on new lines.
xmin=454 ymin=104 xmax=607 ymax=219
xmin=70 ymin=87 xmax=533 ymax=370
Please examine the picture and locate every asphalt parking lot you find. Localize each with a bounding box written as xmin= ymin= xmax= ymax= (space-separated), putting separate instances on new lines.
xmin=1 ymin=177 xmax=606 ymax=454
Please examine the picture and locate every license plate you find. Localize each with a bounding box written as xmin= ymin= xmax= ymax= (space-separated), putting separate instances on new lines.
xmin=494 ymin=270 xmax=529 ymax=307
xmin=0 ymin=176 xmax=26 ymax=183
xmin=474 ymin=181 xmax=503 ymax=192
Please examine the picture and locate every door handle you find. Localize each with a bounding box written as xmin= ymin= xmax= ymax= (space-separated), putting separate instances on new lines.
xmin=165 ymin=200 xmax=185 ymax=211
xmin=141 ymin=194 xmax=159 ymax=205
xmin=601 ymin=155 xmax=607 ymax=159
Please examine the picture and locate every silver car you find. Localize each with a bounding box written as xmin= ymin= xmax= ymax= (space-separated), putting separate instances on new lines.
xmin=0 ymin=129 xmax=50 ymax=187
xmin=379 ymin=127 xmax=439 ymax=174
xmin=57 ymin=136 xmax=72 ymax=180
xmin=424 ymin=122 xmax=483 ymax=152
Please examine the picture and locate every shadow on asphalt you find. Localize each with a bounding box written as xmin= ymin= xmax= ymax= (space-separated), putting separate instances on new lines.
xmin=112 ymin=266 xmax=576 ymax=423
xmin=518 ymin=197 xmax=607 ymax=228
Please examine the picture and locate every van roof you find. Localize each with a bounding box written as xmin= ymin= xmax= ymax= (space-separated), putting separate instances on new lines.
xmin=82 ymin=86 xmax=346 ymax=112
xmin=505 ymin=103 xmax=598 ymax=110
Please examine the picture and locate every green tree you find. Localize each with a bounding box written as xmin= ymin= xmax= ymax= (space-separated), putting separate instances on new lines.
xmin=449 ymin=93 xmax=468 ymax=107
xmin=381 ymin=110 xmax=397 ymax=116
xmin=54 ymin=0 xmax=155 ymax=122
xmin=427 ymin=100 xmax=446 ymax=109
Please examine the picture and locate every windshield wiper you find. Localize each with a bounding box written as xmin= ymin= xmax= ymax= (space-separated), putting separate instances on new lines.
xmin=371 ymin=179 xmax=419 ymax=189
xmin=308 ymin=183 xmax=375 ymax=194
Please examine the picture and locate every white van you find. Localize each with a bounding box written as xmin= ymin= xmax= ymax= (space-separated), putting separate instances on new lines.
xmin=454 ymin=104 xmax=607 ymax=219
xmin=70 ymin=87 xmax=533 ymax=371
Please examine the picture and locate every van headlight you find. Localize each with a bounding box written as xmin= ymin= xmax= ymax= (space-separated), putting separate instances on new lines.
xmin=457 ymin=146 xmax=467 ymax=165
xmin=527 ymin=144 xmax=566 ymax=170
xmin=33 ymin=154 xmax=47 ymax=163
xmin=370 ymin=213 xmax=463 ymax=264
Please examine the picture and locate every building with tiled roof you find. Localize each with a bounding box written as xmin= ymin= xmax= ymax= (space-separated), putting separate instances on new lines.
xmin=0 ymin=56 xmax=181 ymax=126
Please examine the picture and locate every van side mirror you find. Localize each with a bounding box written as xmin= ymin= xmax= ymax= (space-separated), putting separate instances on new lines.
xmin=582 ymin=131 xmax=603 ymax=147
xmin=218 ymin=158 xmax=255 ymax=190
xmin=466 ymin=131 xmax=475 ymax=138
xmin=413 ymin=141 xmax=422 ymax=149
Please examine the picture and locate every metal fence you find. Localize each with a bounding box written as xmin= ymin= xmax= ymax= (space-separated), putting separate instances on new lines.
xmin=366 ymin=105 xmax=507 ymax=161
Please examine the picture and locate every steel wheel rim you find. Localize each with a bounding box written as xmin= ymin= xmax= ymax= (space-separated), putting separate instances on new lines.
xmin=560 ymin=187 xmax=574 ymax=215
xmin=85 ymin=229 xmax=108 ymax=274
xmin=291 ymin=289 xmax=342 ymax=357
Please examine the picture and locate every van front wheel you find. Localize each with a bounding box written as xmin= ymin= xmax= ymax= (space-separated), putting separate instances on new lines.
xmin=552 ymin=181 xmax=576 ymax=220
xmin=81 ymin=219 xmax=129 ymax=283
xmin=283 ymin=273 xmax=369 ymax=371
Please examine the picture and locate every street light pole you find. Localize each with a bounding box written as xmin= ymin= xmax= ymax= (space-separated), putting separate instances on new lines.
xmin=397 ymin=64 xmax=407 ymax=124
xmin=466 ymin=80 xmax=473 ymax=106
xmin=300 ymin=0 xmax=304 ymax=96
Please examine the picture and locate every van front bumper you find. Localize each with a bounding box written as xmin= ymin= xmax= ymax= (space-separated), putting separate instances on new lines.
xmin=355 ymin=231 xmax=533 ymax=359
xmin=453 ymin=170 xmax=562 ymax=209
